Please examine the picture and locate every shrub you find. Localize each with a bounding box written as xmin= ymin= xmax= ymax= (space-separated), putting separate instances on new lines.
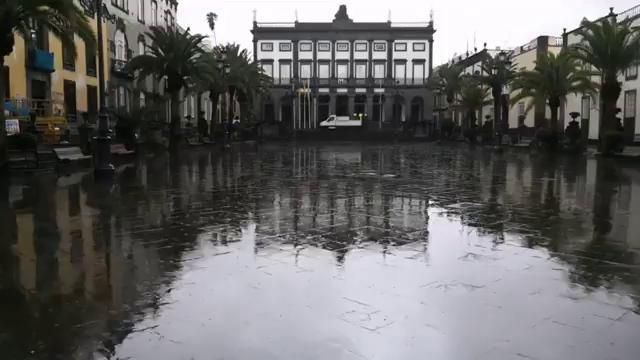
xmin=535 ymin=127 xmax=560 ymax=150
xmin=602 ymin=131 xmax=625 ymax=154
xmin=8 ymin=133 xmax=37 ymax=151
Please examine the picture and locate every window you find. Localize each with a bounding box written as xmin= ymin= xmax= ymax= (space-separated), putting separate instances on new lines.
xmin=261 ymin=63 xmax=273 ymax=77
xmin=86 ymin=50 xmax=96 ymax=76
xmin=318 ymin=62 xmax=330 ymax=78
xmin=581 ymin=96 xmax=590 ymax=119
xmin=336 ymin=42 xmax=349 ymax=52
xmin=394 ymin=62 xmax=406 ymax=80
xmin=336 ymin=63 xmax=348 ymax=79
xmin=261 ymin=42 xmax=274 ymax=52
xmin=300 ymin=63 xmax=312 ymax=79
xmin=299 ymin=42 xmax=312 ymax=52
xmin=138 ymin=0 xmax=145 ymax=22
xmin=279 ymin=62 xmax=291 ymax=80
xmin=413 ymin=42 xmax=426 ymax=51
xmin=279 ymin=42 xmax=292 ymax=52
xmin=138 ymin=40 xmax=145 ymax=55
xmin=394 ymin=42 xmax=407 ymax=51
xmin=413 ymin=62 xmax=424 ymax=81
xmin=112 ymin=0 xmax=128 ymax=11
xmin=355 ymin=63 xmax=367 ymax=79
xmin=355 ymin=42 xmax=367 ymax=52
xmin=151 ymin=1 xmax=158 ymax=26
xmin=626 ymin=63 xmax=638 ymax=80
xmin=318 ymin=42 xmax=330 ymax=52
xmin=373 ymin=42 xmax=386 ymax=52
xmin=140 ymin=92 xmax=146 ymax=107
xmin=624 ymin=90 xmax=636 ymax=118
xmin=517 ymin=102 xmax=525 ymax=116
xmin=3 ymin=66 xmax=10 ymax=98
xmin=166 ymin=12 xmax=174 ymax=28
xmin=62 ymin=42 xmax=75 ymax=71
xmin=374 ymin=63 xmax=385 ymax=79
xmin=63 ymin=80 xmax=77 ymax=118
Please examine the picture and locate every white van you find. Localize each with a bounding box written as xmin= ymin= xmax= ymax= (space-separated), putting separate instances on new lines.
xmin=319 ymin=115 xmax=362 ymax=128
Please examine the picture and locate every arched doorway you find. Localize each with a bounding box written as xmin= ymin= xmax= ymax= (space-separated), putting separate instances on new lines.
xmin=392 ymin=95 xmax=405 ymax=125
xmin=410 ymin=97 xmax=424 ymax=124
xmin=354 ymin=95 xmax=367 ymax=119
xmin=318 ymin=95 xmax=330 ymax=124
xmin=262 ymin=97 xmax=274 ymax=123
xmin=280 ymin=95 xmax=293 ymax=131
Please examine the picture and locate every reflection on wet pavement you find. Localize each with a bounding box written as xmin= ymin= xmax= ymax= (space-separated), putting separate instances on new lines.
xmin=1 ymin=143 xmax=640 ymax=359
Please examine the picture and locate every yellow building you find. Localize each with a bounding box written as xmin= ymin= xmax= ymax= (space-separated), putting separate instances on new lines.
xmin=3 ymin=13 xmax=109 ymax=129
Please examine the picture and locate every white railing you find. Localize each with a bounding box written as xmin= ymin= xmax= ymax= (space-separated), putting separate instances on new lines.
xmin=391 ymin=22 xmax=431 ymax=27
xmin=549 ymin=36 xmax=564 ymax=47
xmin=256 ymin=22 xmax=296 ymax=28
xmin=619 ymin=4 xmax=640 ymax=21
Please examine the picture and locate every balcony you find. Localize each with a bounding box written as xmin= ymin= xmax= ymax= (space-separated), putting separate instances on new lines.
xmin=27 ymin=49 xmax=55 ymax=73
xmin=111 ymin=59 xmax=133 ymax=79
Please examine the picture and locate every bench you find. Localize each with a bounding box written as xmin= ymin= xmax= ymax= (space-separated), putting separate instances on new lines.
xmin=110 ymin=143 xmax=136 ymax=156
xmin=513 ymin=137 xmax=533 ymax=148
xmin=53 ymin=146 xmax=92 ymax=163
xmin=186 ymin=137 xmax=203 ymax=146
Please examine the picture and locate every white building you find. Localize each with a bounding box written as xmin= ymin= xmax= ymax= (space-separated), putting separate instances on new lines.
xmin=563 ymin=5 xmax=640 ymax=144
xmin=252 ymin=5 xmax=435 ymax=133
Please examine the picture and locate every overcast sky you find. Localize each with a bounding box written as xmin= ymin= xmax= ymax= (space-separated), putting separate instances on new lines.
xmin=178 ymin=0 xmax=638 ymax=64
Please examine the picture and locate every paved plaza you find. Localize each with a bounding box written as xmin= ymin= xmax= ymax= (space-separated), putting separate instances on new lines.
xmin=1 ymin=143 xmax=639 ymax=359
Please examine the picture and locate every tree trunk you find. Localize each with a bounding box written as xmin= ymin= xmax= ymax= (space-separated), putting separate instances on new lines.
xmin=169 ymin=91 xmax=181 ymax=148
xmin=0 ymin=57 xmax=6 ymax=169
xmin=599 ymin=80 xmax=622 ymax=149
xmin=493 ymin=88 xmax=501 ymax=140
xmin=209 ymin=92 xmax=219 ymax=141
xmin=549 ymin=103 xmax=560 ymax=133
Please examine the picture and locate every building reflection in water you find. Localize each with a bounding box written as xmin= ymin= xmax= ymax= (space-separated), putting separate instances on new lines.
xmin=0 ymin=144 xmax=639 ymax=358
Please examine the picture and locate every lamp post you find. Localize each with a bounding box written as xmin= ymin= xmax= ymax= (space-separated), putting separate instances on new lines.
xmin=493 ymin=51 xmax=512 ymax=145
xmin=215 ymin=49 xmax=231 ymax=147
xmin=80 ymin=0 xmax=116 ymax=177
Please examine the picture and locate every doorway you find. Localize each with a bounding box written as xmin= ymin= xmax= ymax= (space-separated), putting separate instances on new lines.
xmin=336 ymin=95 xmax=348 ymax=116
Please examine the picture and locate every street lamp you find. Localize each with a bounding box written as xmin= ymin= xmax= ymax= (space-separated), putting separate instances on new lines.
xmin=80 ymin=0 xmax=116 ymax=177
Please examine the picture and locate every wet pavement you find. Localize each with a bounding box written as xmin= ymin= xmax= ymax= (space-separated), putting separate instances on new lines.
xmin=1 ymin=143 xmax=640 ymax=360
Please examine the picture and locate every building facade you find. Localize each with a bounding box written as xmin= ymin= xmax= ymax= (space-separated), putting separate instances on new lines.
xmin=563 ymin=5 xmax=640 ymax=144
xmin=251 ymin=5 xmax=435 ymax=133
xmin=3 ymin=4 xmax=110 ymax=126
xmin=104 ymin=0 xmax=178 ymax=121
xmin=509 ymin=35 xmax=563 ymax=130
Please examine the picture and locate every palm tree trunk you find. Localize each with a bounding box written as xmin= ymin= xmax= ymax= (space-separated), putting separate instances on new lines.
xmin=0 ymin=57 xmax=7 ymax=169
xmin=493 ymin=89 xmax=501 ymax=140
xmin=209 ymin=92 xmax=219 ymax=141
xmin=170 ymin=91 xmax=181 ymax=147
xmin=550 ymin=104 xmax=559 ymax=132
xmin=600 ymin=81 xmax=622 ymax=147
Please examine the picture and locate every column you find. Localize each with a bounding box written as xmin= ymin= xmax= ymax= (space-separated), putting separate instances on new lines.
xmin=387 ymin=40 xmax=393 ymax=80
xmin=329 ymin=93 xmax=336 ymax=115
xmin=348 ymin=94 xmax=355 ymax=118
xmin=349 ymin=40 xmax=355 ymax=80
xmin=428 ymin=39 xmax=434 ymax=79
xmin=292 ymin=40 xmax=299 ymax=79
xmin=331 ymin=40 xmax=336 ymax=79
xmin=366 ymin=94 xmax=374 ymax=128
xmin=367 ymin=40 xmax=373 ymax=79
xmin=384 ymin=93 xmax=393 ymax=125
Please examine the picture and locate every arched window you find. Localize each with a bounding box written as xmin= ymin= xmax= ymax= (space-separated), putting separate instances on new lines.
xmin=114 ymin=30 xmax=127 ymax=61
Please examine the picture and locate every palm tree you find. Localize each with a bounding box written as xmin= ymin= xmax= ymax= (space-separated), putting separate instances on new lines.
xmin=457 ymin=77 xmax=490 ymax=129
xmin=571 ymin=16 xmax=640 ymax=139
xmin=206 ymin=12 xmax=218 ymax=45
xmin=0 ymin=0 xmax=96 ymax=165
xmin=479 ymin=53 xmax=516 ymax=136
xmin=437 ymin=63 xmax=463 ymax=108
xmin=510 ymin=50 xmax=598 ymax=131
xmin=201 ymin=43 xmax=270 ymax=137
xmin=127 ymin=26 xmax=207 ymax=146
